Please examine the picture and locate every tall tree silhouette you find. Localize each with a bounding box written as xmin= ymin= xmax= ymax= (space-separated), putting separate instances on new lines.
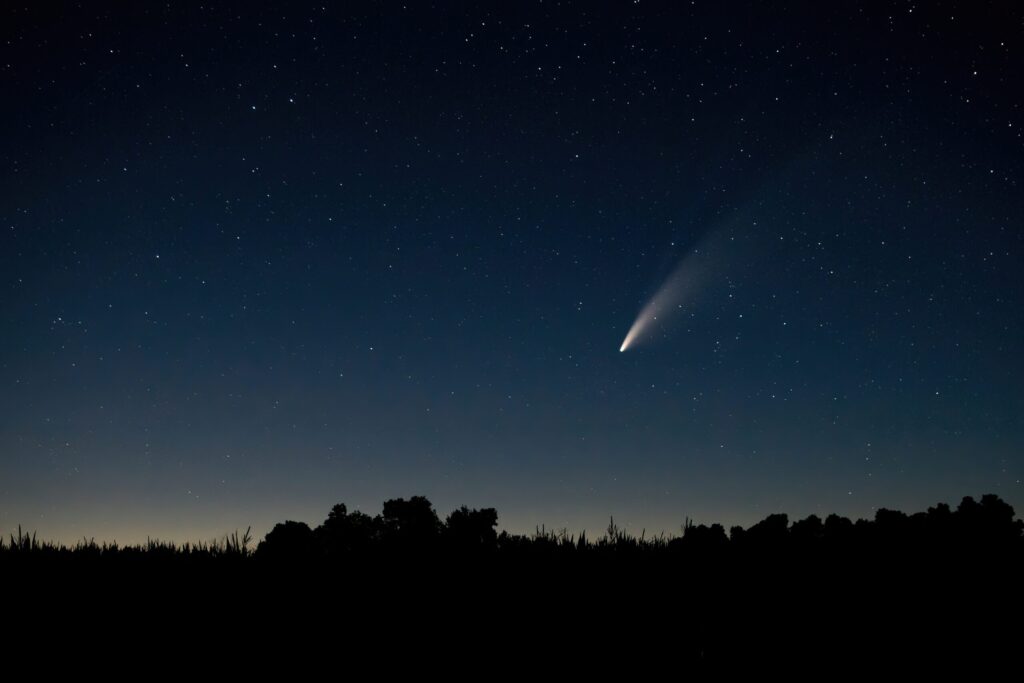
xmin=380 ymin=496 xmax=442 ymax=551
xmin=315 ymin=503 xmax=379 ymax=557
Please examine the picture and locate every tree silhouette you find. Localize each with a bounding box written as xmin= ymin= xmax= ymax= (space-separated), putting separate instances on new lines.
xmin=790 ymin=514 xmax=824 ymax=546
xmin=676 ymin=522 xmax=728 ymax=552
xmin=445 ymin=506 xmax=498 ymax=551
xmin=822 ymin=513 xmax=854 ymax=544
xmin=256 ymin=520 xmax=316 ymax=560
xmin=380 ymin=496 xmax=442 ymax=551
xmin=744 ymin=513 xmax=789 ymax=547
xmin=955 ymin=494 xmax=1024 ymax=546
xmin=315 ymin=503 xmax=379 ymax=557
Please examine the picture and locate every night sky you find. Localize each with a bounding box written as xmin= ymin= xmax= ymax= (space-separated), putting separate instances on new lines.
xmin=2 ymin=2 xmax=1021 ymax=544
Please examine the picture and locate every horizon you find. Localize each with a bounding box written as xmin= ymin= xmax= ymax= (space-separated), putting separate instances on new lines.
xmin=5 ymin=489 xmax=1015 ymax=548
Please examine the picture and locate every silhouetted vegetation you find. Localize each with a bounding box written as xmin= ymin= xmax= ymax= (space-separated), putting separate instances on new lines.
xmin=5 ymin=494 xmax=1019 ymax=564
xmin=5 ymin=494 xmax=1022 ymax=664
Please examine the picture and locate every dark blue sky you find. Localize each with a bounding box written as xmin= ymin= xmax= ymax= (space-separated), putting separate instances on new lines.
xmin=2 ymin=2 xmax=1021 ymax=543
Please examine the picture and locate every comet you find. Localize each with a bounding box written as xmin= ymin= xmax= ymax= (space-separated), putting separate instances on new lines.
xmin=619 ymin=239 xmax=716 ymax=352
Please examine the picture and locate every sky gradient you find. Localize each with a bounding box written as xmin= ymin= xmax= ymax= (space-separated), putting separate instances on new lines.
xmin=1 ymin=2 xmax=1021 ymax=544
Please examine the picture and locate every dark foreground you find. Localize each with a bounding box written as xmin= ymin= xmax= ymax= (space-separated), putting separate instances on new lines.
xmin=5 ymin=494 xmax=1022 ymax=667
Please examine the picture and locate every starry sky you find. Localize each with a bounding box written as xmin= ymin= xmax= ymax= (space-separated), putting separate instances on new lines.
xmin=2 ymin=2 xmax=1021 ymax=544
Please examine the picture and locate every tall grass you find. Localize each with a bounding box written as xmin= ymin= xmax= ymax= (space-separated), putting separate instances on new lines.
xmin=1 ymin=526 xmax=255 ymax=559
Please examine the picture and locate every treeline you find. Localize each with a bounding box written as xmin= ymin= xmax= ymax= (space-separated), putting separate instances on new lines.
xmin=3 ymin=493 xmax=1021 ymax=562
xmin=256 ymin=492 xmax=1024 ymax=559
